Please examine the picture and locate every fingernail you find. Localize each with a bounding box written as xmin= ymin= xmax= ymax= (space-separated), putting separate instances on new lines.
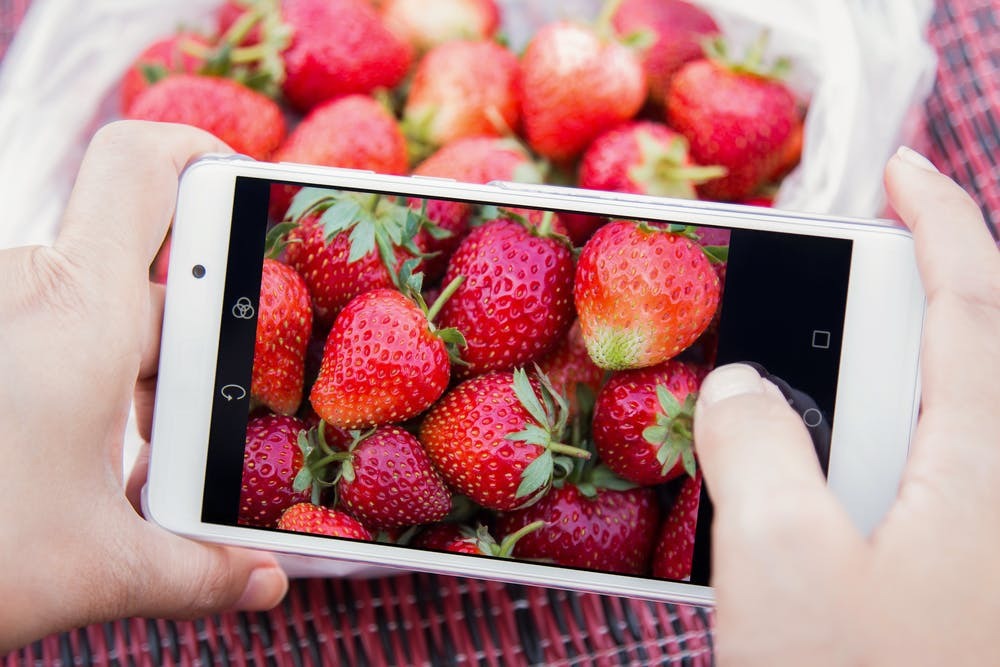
xmin=895 ymin=146 xmax=939 ymax=173
xmin=235 ymin=566 xmax=288 ymax=611
xmin=697 ymin=363 xmax=767 ymax=409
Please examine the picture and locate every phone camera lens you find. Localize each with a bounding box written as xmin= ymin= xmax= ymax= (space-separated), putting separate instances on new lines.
xmin=192 ymin=265 xmax=206 ymax=279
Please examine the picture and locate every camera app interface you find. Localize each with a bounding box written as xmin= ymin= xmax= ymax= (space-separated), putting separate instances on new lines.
xmin=202 ymin=177 xmax=852 ymax=586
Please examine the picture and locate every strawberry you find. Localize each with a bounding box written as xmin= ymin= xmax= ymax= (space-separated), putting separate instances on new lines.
xmin=283 ymin=189 xmax=429 ymax=329
xmin=416 ymin=522 xmax=546 ymax=557
xmin=574 ymin=220 xmax=720 ymax=369
xmin=592 ymin=360 xmax=700 ymax=485
xmin=419 ymin=368 xmax=590 ymax=511
xmin=578 ymin=121 xmax=724 ymax=199
xmin=497 ymin=482 xmax=660 ymax=575
xmin=238 ymin=414 xmax=311 ymax=527
xmin=518 ymin=20 xmax=646 ymax=162
xmin=126 ymin=74 xmax=285 ymax=159
xmin=559 ymin=212 xmax=610 ymax=248
xmin=120 ymin=33 xmax=210 ymax=113
xmin=437 ymin=218 xmax=574 ymax=376
xmin=251 ymin=258 xmax=312 ymax=415
xmin=270 ymin=95 xmax=409 ymax=219
xmin=296 ymin=426 xmax=452 ymax=529
xmin=665 ymin=36 xmax=799 ymax=201
xmin=403 ymin=40 xmax=520 ymax=155
xmin=279 ymin=0 xmax=412 ymax=111
xmin=536 ymin=320 xmax=604 ymax=417
xmin=651 ymin=472 xmax=702 ymax=580
xmin=277 ymin=502 xmax=373 ymax=540
xmin=611 ymin=0 xmax=719 ymax=106
xmin=381 ymin=0 xmax=500 ymax=53
xmin=309 ymin=279 xmax=465 ymax=428
xmin=768 ymin=117 xmax=804 ymax=182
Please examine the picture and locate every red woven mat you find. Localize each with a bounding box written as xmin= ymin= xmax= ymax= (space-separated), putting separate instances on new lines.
xmin=1 ymin=0 xmax=997 ymax=664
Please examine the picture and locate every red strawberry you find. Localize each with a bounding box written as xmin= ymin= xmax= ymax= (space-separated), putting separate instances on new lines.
xmin=309 ymin=281 xmax=465 ymax=428
xmin=768 ymin=117 xmax=804 ymax=182
xmin=283 ymin=190 xmax=426 ymax=329
xmin=127 ymin=74 xmax=285 ymax=159
xmin=120 ymin=33 xmax=210 ymax=113
xmin=381 ymin=0 xmax=500 ymax=53
xmin=437 ymin=218 xmax=574 ymax=376
xmin=497 ymin=482 xmax=660 ymax=575
xmin=279 ymin=0 xmax=412 ymax=111
xmin=277 ymin=502 xmax=374 ymax=540
xmin=416 ymin=522 xmax=546 ymax=557
xmin=651 ymin=472 xmax=702 ymax=580
xmin=579 ymin=121 xmax=724 ymax=198
xmin=239 ymin=414 xmax=311 ymax=527
xmin=150 ymin=235 xmax=171 ymax=285
xmin=519 ymin=21 xmax=646 ymax=162
xmin=412 ymin=522 xmax=466 ymax=551
xmin=420 ymin=368 xmax=590 ymax=511
xmin=404 ymin=40 xmax=519 ymax=153
xmin=270 ymin=95 xmax=409 ymax=219
xmin=251 ymin=259 xmax=312 ymax=415
xmin=592 ymin=360 xmax=700 ymax=485
xmin=311 ymin=426 xmax=452 ymax=530
xmin=536 ymin=320 xmax=604 ymax=417
xmin=574 ymin=220 xmax=720 ymax=369
xmin=560 ymin=212 xmax=610 ymax=248
xmin=665 ymin=36 xmax=799 ymax=201
xmin=611 ymin=0 xmax=719 ymax=106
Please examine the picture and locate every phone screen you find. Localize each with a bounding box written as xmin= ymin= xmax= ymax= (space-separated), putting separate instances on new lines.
xmin=200 ymin=176 xmax=852 ymax=586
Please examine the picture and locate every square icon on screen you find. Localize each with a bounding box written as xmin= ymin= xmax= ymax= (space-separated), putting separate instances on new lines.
xmin=812 ymin=330 xmax=831 ymax=349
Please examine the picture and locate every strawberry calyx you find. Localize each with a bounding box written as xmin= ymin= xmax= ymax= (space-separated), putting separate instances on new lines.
xmin=637 ymin=221 xmax=727 ymax=264
xmin=629 ymin=131 xmax=726 ymax=199
xmin=263 ymin=221 xmax=297 ymax=259
xmin=456 ymin=521 xmax=547 ymax=557
xmin=507 ymin=367 xmax=591 ymax=503
xmin=397 ymin=265 xmax=469 ymax=365
xmin=642 ymin=385 xmax=698 ymax=479
xmin=293 ymin=421 xmax=354 ymax=505
xmin=703 ymin=31 xmax=791 ymax=81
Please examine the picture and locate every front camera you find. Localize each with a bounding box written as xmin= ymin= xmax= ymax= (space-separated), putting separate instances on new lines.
xmin=192 ymin=265 xmax=206 ymax=279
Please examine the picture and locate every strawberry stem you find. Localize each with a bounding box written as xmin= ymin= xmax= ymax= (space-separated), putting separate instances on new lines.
xmin=595 ymin=0 xmax=625 ymax=39
xmin=426 ymin=275 xmax=464 ymax=324
xmin=496 ymin=520 xmax=546 ymax=558
xmin=222 ymin=5 xmax=265 ymax=47
xmin=548 ymin=443 xmax=591 ymax=459
xmin=536 ymin=210 xmax=555 ymax=237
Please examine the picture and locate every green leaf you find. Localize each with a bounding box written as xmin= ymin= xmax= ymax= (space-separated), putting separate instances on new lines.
xmin=140 ymin=63 xmax=170 ymax=86
xmin=292 ymin=467 xmax=312 ymax=493
xmin=286 ymin=187 xmax=333 ymax=222
xmin=319 ymin=198 xmax=364 ymax=239
xmin=515 ymin=450 xmax=553 ymax=499
xmin=341 ymin=460 xmax=356 ymax=484
xmin=480 ymin=204 xmax=502 ymax=222
xmin=512 ymin=368 xmax=550 ymax=428
xmin=656 ymin=441 xmax=680 ymax=469
xmin=702 ymin=244 xmax=729 ymax=264
xmin=435 ymin=327 xmax=467 ymax=347
xmin=681 ymin=449 xmax=698 ymax=478
xmin=643 ymin=425 xmax=670 ymax=445
xmin=576 ymin=482 xmax=598 ymax=498
xmin=505 ymin=424 xmax=552 ymax=447
xmin=347 ymin=219 xmax=376 ymax=263
xmin=589 ymin=464 xmax=639 ymax=491
xmin=656 ymin=385 xmax=682 ymax=417
xmin=552 ymin=455 xmax=575 ymax=480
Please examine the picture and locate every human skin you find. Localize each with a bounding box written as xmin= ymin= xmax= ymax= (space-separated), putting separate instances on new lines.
xmin=695 ymin=147 xmax=1000 ymax=665
xmin=0 ymin=122 xmax=287 ymax=652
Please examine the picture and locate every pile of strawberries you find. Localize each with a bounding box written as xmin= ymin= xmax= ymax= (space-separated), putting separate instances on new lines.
xmin=128 ymin=0 xmax=806 ymax=580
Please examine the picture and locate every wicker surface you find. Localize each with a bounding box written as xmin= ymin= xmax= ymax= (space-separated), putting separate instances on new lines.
xmin=1 ymin=0 xmax=998 ymax=664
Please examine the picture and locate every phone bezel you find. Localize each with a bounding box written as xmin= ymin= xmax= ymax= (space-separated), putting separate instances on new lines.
xmin=146 ymin=157 xmax=924 ymax=605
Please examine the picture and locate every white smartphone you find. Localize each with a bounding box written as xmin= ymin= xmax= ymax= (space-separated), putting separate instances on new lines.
xmin=145 ymin=156 xmax=924 ymax=606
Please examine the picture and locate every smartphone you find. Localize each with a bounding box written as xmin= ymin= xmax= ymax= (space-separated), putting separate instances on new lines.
xmin=145 ymin=156 xmax=924 ymax=605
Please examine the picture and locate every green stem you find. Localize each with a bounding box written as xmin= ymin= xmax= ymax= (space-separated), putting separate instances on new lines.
xmin=313 ymin=451 xmax=350 ymax=468
xmin=497 ymin=520 xmax=546 ymax=558
xmin=222 ymin=6 xmax=264 ymax=47
xmin=549 ymin=442 xmax=592 ymax=460
xmin=426 ymin=275 xmax=465 ymax=323
xmin=537 ymin=210 xmax=555 ymax=237
xmin=595 ymin=0 xmax=625 ymax=37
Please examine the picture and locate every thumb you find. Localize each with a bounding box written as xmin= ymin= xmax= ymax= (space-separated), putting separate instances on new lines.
xmin=694 ymin=364 xmax=834 ymax=519
xmin=123 ymin=519 xmax=288 ymax=619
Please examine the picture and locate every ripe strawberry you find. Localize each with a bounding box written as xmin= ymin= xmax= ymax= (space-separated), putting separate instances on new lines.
xmin=283 ymin=189 xmax=426 ymax=329
xmin=120 ymin=33 xmax=210 ymax=113
xmin=251 ymin=259 xmax=312 ymax=415
xmin=536 ymin=320 xmax=604 ymax=417
xmin=270 ymin=95 xmax=408 ymax=219
xmin=238 ymin=414 xmax=310 ymax=527
xmin=651 ymin=472 xmax=702 ymax=580
xmin=497 ymin=482 xmax=660 ymax=575
xmin=611 ymin=0 xmax=719 ymax=106
xmin=420 ymin=368 xmax=590 ymax=511
xmin=519 ymin=21 xmax=646 ymax=162
xmin=280 ymin=0 xmax=412 ymax=111
xmin=127 ymin=74 xmax=285 ymax=159
xmin=437 ymin=218 xmax=574 ymax=376
xmin=768 ymin=117 xmax=804 ymax=182
xmin=579 ymin=121 xmax=724 ymax=199
xmin=297 ymin=426 xmax=452 ymax=529
xmin=665 ymin=36 xmax=799 ymax=201
xmin=592 ymin=361 xmax=700 ymax=485
xmin=559 ymin=212 xmax=610 ymax=248
xmin=415 ymin=522 xmax=546 ymax=557
xmin=404 ymin=40 xmax=520 ymax=154
xmin=277 ymin=502 xmax=373 ymax=540
xmin=310 ymin=281 xmax=465 ymax=428
xmin=381 ymin=0 xmax=500 ymax=53
xmin=574 ymin=220 xmax=720 ymax=369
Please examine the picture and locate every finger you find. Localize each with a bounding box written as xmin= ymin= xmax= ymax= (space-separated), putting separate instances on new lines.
xmin=140 ymin=282 xmax=166 ymax=379
xmin=124 ymin=519 xmax=288 ymax=618
xmin=55 ymin=121 xmax=230 ymax=296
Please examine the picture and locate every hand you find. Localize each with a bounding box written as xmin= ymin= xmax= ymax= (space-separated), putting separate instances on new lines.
xmin=693 ymin=147 xmax=1000 ymax=665
xmin=0 ymin=122 xmax=288 ymax=652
